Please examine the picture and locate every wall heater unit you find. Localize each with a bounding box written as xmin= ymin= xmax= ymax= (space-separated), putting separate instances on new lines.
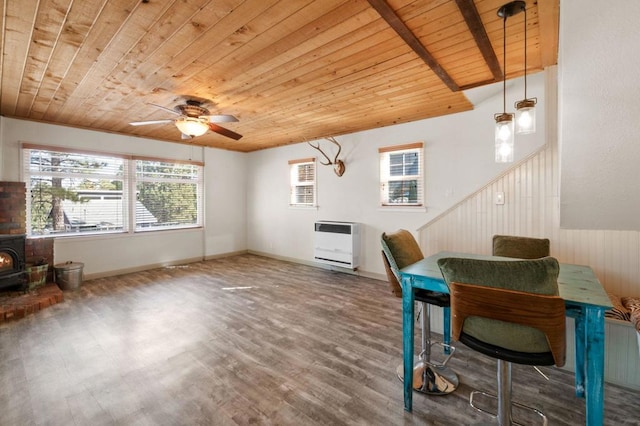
xmin=314 ymin=221 xmax=360 ymax=269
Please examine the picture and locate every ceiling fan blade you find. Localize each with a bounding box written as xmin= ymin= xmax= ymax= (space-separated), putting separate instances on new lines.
xmin=208 ymin=123 xmax=243 ymax=140
xmin=202 ymin=114 xmax=238 ymax=123
xmin=148 ymin=103 xmax=181 ymax=116
xmin=129 ymin=119 xmax=173 ymax=126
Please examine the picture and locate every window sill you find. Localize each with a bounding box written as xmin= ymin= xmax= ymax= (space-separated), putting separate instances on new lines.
xmin=289 ymin=205 xmax=319 ymax=210
xmin=378 ymin=206 xmax=427 ymax=213
xmin=36 ymin=226 xmax=203 ymax=241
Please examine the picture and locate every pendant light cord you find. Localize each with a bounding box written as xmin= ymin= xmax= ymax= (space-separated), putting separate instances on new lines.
xmin=502 ymin=13 xmax=507 ymax=114
xmin=523 ymin=6 xmax=527 ymax=100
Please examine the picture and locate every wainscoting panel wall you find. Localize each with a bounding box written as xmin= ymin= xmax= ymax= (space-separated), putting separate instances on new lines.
xmin=417 ymin=134 xmax=640 ymax=390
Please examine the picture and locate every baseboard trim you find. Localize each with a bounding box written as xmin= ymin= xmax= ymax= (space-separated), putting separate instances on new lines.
xmin=203 ymin=250 xmax=249 ymax=261
xmin=83 ymin=256 xmax=204 ymax=280
xmin=84 ymin=249 xmax=386 ymax=283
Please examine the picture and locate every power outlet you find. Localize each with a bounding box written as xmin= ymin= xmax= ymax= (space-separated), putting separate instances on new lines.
xmin=495 ymin=192 xmax=505 ymax=205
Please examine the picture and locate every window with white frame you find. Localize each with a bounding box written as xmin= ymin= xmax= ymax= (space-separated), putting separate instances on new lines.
xmin=379 ymin=142 xmax=424 ymax=206
xmin=135 ymin=159 xmax=203 ymax=231
xmin=22 ymin=144 xmax=203 ymax=236
xmin=289 ymin=157 xmax=316 ymax=206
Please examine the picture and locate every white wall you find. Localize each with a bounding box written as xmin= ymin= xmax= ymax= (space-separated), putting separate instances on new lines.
xmin=0 ymin=117 xmax=247 ymax=277
xmin=559 ymin=0 xmax=640 ymax=230
xmin=246 ymin=72 xmax=547 ymax=276
xmin=203 ymin=146 xmax=247 ymax=257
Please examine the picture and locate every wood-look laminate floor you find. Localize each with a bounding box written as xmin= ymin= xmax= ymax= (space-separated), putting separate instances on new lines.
xmin=1 ymin=254 xmax=639 ymax=425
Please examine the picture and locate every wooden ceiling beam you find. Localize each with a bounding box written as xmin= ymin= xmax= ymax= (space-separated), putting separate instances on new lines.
xmin=538 ymin=0 xmax=560 ymax=67
xmin=366 ymin=0 xmax=459 ymax=92
xmin=454 ymin=0 xmax=502 ymax=82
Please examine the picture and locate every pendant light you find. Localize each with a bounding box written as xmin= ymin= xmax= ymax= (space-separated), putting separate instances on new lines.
xmin=514 ymin=3 xmax=537 ymax=134
xmin=494 ymin=2 xmax=524 ymax=163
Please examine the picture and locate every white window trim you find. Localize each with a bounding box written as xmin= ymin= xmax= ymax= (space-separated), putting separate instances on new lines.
xmin=134 ymin=158 xmax=204 ymax=232
xmin=289 ymin=157 xmax=317 ymax=207
xmin=379 ymin=142 xmax=425 ymax=208
xmin=21 ymin=143 xmax=204 ymax=237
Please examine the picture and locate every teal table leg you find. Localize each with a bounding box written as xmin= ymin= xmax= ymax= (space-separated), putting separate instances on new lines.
xmin=585 ymin=307 xmax=605 ymax=426
xmin=402 ymin=275 xmax=415 ymax=412
xmin=443 ymin=306 xmax=451 ymax=355
xmin=573 ymin=307 xmax=586 ymax=398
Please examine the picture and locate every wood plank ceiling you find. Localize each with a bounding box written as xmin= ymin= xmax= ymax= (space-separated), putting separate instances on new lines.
xmin=0 ymin=0 xmax=559 ymax=152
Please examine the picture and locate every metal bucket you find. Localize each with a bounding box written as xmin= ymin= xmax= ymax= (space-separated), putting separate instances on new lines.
xmin=54 ymin=261 xmax=84 ymax=291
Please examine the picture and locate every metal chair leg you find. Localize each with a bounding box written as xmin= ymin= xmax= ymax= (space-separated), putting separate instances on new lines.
xmin=497 ymin=359 xmax=513 ymax=425
xmin=469 ymin=360 xmax=548 ymax=425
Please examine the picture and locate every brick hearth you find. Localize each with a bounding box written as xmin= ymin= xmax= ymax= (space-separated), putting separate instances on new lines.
xmin=0 ymin=284 xmax=64 ymax=323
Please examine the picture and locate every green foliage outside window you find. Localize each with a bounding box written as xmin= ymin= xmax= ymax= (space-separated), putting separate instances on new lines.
xmin=24 ymin=148 xmax=202 ymax=236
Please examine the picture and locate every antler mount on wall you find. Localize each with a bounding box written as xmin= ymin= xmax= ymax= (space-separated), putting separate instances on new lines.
xmin=308 ymin=137 xmax=345 ymax=177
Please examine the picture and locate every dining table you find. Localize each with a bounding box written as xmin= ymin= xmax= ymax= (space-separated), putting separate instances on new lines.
xmin=400 ymin=251 xmax=612 ymax=426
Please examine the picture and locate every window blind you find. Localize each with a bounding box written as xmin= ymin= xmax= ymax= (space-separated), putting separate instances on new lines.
xmin=289 ymin=158 xmax=316 ymax=206
xmin=22 ymin=144 xmax=203 ymax=236
xmin=379 ymin=142 xmax=424 ymax=206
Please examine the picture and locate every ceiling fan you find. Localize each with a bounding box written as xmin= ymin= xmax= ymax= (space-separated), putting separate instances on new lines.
xmin=129 ymin=100 xmax=242 ymax=140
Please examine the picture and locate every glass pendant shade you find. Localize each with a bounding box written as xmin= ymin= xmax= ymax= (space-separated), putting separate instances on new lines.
xmin=515 ymin=98 xmax=536 ymax=134
xmin=495 ymin=112 xmax=514 ymax=163
xmin=175 ymin=117 xmax=209 ymax=137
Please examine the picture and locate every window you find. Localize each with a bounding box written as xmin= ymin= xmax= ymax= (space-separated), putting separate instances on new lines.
xmin=22 ymin=144 xmax=203 ymax=236
xmin=135 ymin=159 xmax=203 ymax=230
xmin=289 ymin=158 xmax=316 ymax=206
xmin=379 ymin=142 xmax=424 ymax=206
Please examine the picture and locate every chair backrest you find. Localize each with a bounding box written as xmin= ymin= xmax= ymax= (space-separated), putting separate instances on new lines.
xmin=438 ymin=256 xmax=565 ymax=367
xmin=492 ymin=234 xmax=550 ymax=259
xmin=449 ymin=282 xmax=566 ymax=366
xmin=381 ymin=251 xmax=402 ymax=297
xmin=381 ymin=230 xmax=424 ymax=297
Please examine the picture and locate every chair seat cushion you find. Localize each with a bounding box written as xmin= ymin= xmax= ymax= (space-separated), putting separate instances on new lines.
xmin=460 ymin=331 xmax=555 ymax=366
xmin=463 ymin=316 xmax=551 ymax=353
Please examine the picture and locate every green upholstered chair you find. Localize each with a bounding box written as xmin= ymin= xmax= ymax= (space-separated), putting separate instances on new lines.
xmin=492 ymin=235 xmax=550 ymax=259
xmin=381 ymin=230 xmax=458 ymax=395
xmin=438 ymin=256 xmax=565 ymax=425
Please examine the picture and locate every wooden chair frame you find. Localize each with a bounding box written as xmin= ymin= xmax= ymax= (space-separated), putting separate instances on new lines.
xmin=450 ymin=281 xmax=566 ymax=367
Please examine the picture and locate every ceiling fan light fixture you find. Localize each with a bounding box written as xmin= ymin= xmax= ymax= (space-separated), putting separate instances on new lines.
xmin=131 ymin=101 xmax=241 ymax=140
xmin=175 ymin=117 xmax=209 ymax=137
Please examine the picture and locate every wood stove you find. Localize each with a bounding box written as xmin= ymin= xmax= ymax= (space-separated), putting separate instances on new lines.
xmin=0 ymin=234 xmax=27 ymax=291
